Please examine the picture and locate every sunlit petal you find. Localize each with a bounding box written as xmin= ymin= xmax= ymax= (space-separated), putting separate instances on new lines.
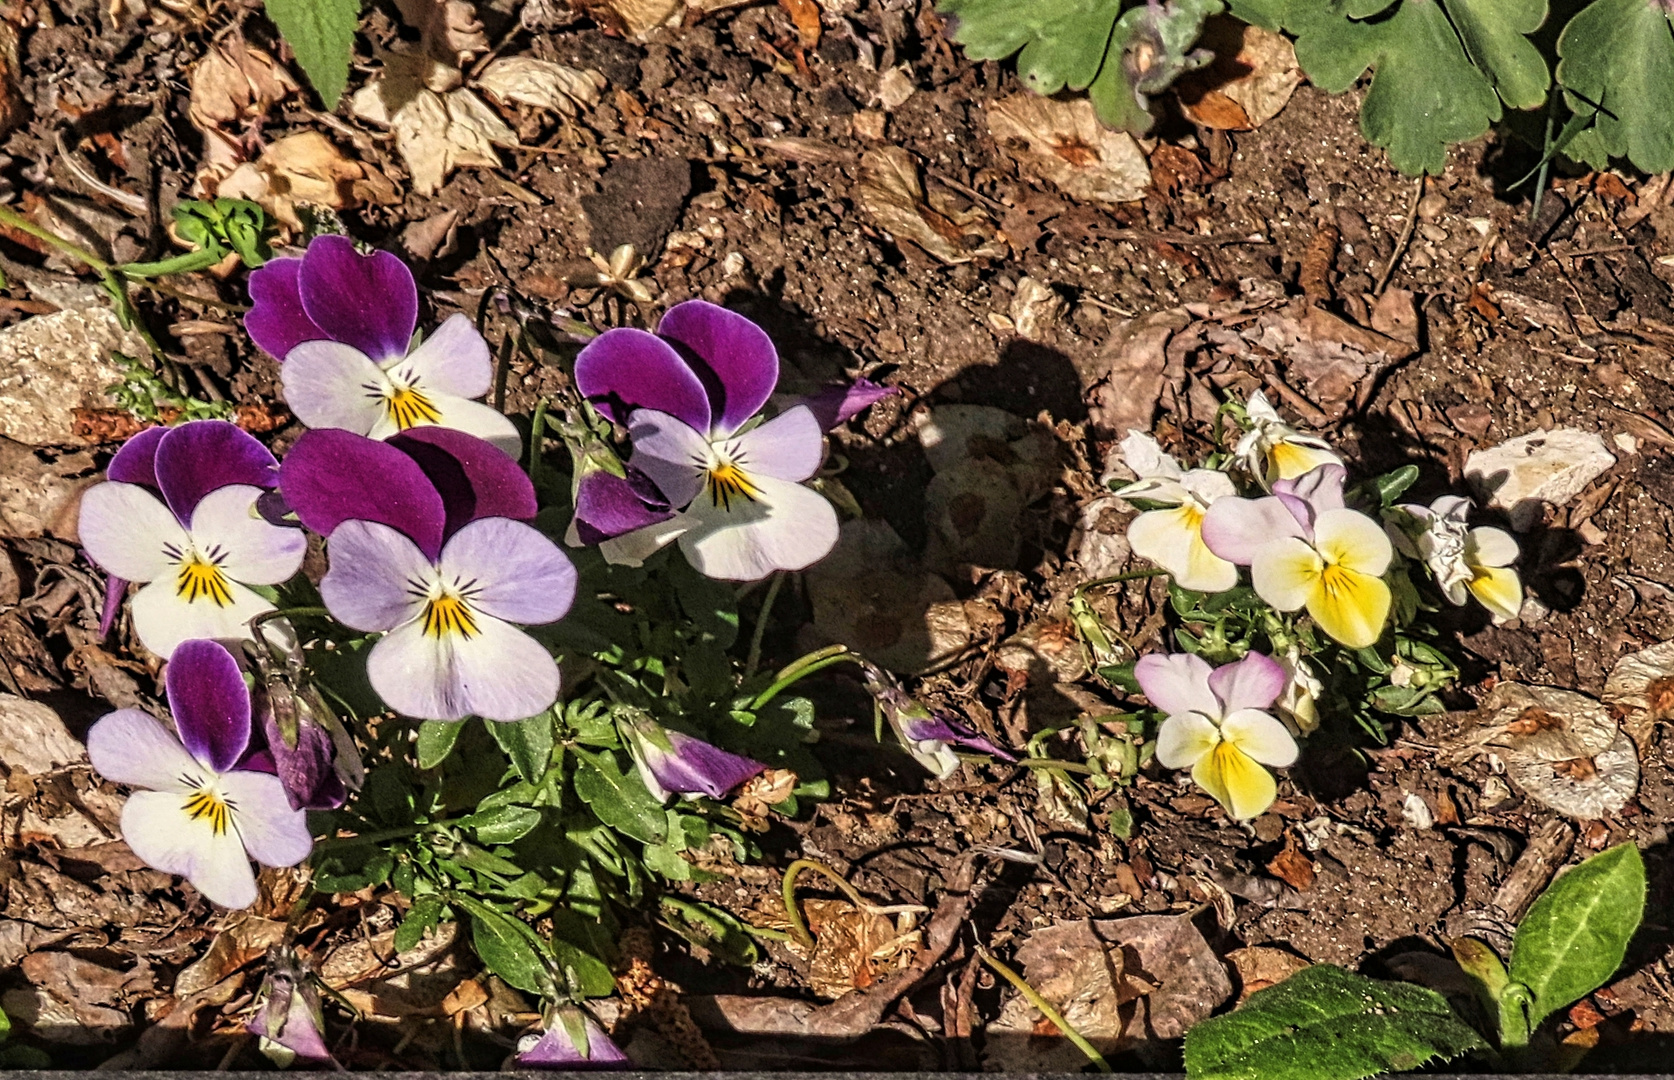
xmin=1468 ymin=565 xmax=1524 ymax=623
xmin=1155 ymin=711 xmax=1220 ymax=769
xmin=221 ymin=770 xmax=314 ymax=867
xmin=121 ymin=790 xmax=258 ymax=909
xmin=599 ymin=514 xmax=694 ymax=568
xmin=438 ymin=518 xmax=577 ymax=626
xmin=1307 ymin=566 xmax=1391 ymax=648
xmin=1129 ymin=506 xmax=1237 ymax=593
xmin=318 ymin=520 xmax=432 ymax=633
xmin=1312 ymin=508 xmax=1394 ymax=576
xmin=1249 ymin=537 xmax=1322 ymax=611
xmin=1118 ymin=431 xmax=1184 ymax=481
xmin=396 ymin=313 xmax=493 ymax=399
xmin=1219 ymin=708 xmax=1299 ymax=767
xmin=1134 ymin=653 xmax=1218 ymax=718
xmin=1201 ymin=496 xmax=1309 ymax=565
xmin=1208 ymin=653 xmax=1287 ymax=714
xmin=413 ymin=393 xmax=522 ymax=457
xmin=130 ymin=577 xmax=275 ymax=660
xmin=281 ymin=340 xmax=387 ymax=436
xmin=627 ymin=409 xmax=711 ymax=509
xmin=1467 ymin=526 xmax=1519 ymax=569
xmin=679 ymin=474 xmax=838 ymax=580
xmin=186 ymin=485 xmax=307 ymax=585
xmin=1268 ymin=441 xmax=1342 ymax=481
xmin=1199 ymin=742 xmax=1279 ymax=820
xmin=78 ymin=483 xmax=186 ymax=582
xmin=86 ymin=709 xmax=197 ymax=793
xmin=730 ymin=405 xmax=824 ymax=483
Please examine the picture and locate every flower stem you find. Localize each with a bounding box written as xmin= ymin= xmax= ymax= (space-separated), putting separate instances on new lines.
xmin=0 ymin=203 xmax=112 ymax=272
xmin=250 ymin=606 xmax=331 ymax=629
xmin=529 ymin=397 xmax=550 ymax=488
xmin=744 ymin=572 xmax=783 ymax=680
xmin=1016 ymin=758 xmax=1096 ymax=775
xmin=979 ymin=946 xmax=1112 ymax=1073
xmin=748 ymin=646 xmax=862 ymax=710
xmin=1073 ymin=567 xmax=1168 ymax=601
xmin=779 ymin=857 xmax=874 ymax=952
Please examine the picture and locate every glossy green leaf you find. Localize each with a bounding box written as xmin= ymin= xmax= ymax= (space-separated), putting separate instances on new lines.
xmin=489 ymin=711 xmax=556 ymax=784
xmin=417 ymin=720 xmax=465 ymax=770
xmin=1556 ymin=0 xmax=1674 ymax=173
xmin=312 ymin=845 xmax=394 ymax=893
xmin=1443 ymin=0 xmax=1550 ymax=110
xmin=573 ymin=749 xmax=668 ymax=845
xmin=939 ymin=0 xmax=1121 ymax=92
xmin=460 ymin=804 xmax=544 ymax=846
xmin=549 ymin=909 xmax=619 ymax=997
xmin=263 ymin=0 xmax=359 ymax=109
xmin=1509 ymin=842 xmax=1645 ymax=1029
xmin=395 ymin=897 xmax=446 ymax=953
xmin=453 ymin=897 xmax=552 ymax=996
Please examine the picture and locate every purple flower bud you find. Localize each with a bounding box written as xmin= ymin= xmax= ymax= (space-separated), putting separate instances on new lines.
xmin=862 ymin=661 xmax=1015 ymax=778
xmin=797 ymin=377 xmax=896 ymax=431
xmin=515 ymin=1009 xmax=628 ymax=1069
xmin=621 ymin=715 xmax=766 ymax=803
xmin=248 ymin=950 xmax=333 ymax=1066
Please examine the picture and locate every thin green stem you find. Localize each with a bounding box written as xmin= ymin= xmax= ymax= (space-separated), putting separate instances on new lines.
xmin=314 ymin=822 xmax=433 ymax=850
xmin=250 ymin=606 xmax=331 ymax=629
xmin=780 ymin=857 xmax=873 ymax=952
xmin=120 ymin=247 xmax=226 ymax=280
xmin=529 ymin=398 xmax=549 ymax=487
xmin=0 ymin=204 xmax=112 ymax=271
xmin=1016 ymin=758 xmax=1096 ymax=775
xmin=744 ymin=572 xmax=783 ymax=680
xmin=1074 ymin=567 xmax=1168 ymax=601
xmin=979 ymin=947 xmax=1112 ymax=1072
xmin=749 ymin=651 xmax=861 ymax=710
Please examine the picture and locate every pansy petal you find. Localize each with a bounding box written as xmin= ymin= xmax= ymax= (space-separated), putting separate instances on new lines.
xmin=1198 ymin=743 xmax=1279 ymax=820
xmin=154 ymin=420 xmax=281 ymax=523
xmin=1313 ymin=508 xmax=1394 ymax=577
xmin=1180 ymin=468 xmax=1238 ymax=504
xmin=1468 ymin=526 xmax=1519 ymax=569
xmin=130 ymin=578 xmax=276 ymax=660
xmin=574 ymin=327 xmax=711 ymax=430
xmin=318 ymin=520 xmax=432 ymax=633
xmin=279 ymin=430 xmax=447 ymax=560
xmin=599 ymin=514 xmax=693 ymax=567
xmin=627 ymin=409 xmax=711 ymax=509
xmin=650 ymin=730 xmax=766 ymax=798
xmin=187 ymin=485 xmax=307 ymax=585
xmin=679 ymin=474 xmax=838 ymax=580
xmin=1208 ymin=653 xmax=1288 ymax=714
xmin=1469 ymin=565 xmax=1524 ymax=622
xmin=1112 ymin=476 xmax=1193 ymax=504
xmin=390 ymin=427 xmax=537 ymax=535
xmin=78 ymin=482 xmax=187 ymax=582
xmin=1129 ymin=507 xmax=1238 ymax=593
xmin=167 ymin=640 xmax=252 ymax=773
xmin=1182 ymin=531 xmax=1240 ymax=594
xmin=220 ymin=770 xmax=314 ymax=866
xmin=1273 ymin=463 xmax=1347 ymax=513
xmin=99 ymin=574 xmax=126 ymax=638
xmin=280 ymin=339 xmax=388 ymax=437
xmin=1219 ymin=708 xmax=1299 ymax=766
xmin=1249 ymin=537 xmax=1323 ymax=612
xmin=657 ymin=300 xmax=779 ymax=435
xmin=395 ymin=313 xmax=492 ymax=398
xmin=121 ymin=789 xmax=257 ymax=908
xmin=1201 ymin=496 xmax=1309 ymax=565
xmin=297 ymin=235 xmax=418 ymax=364
xmin=798 ymin=377 xmax=895 ymax=431
xmin=1119 ymin=431 xmax=1184 ymax=481
xmin=108 ymin=426 xmax=168 ymax=488
xmin=1268 ymin=441 xmax=1342 ymax=481
xmin=245 ymin=257 xmax=323 ymax=359
xmin=730 ymin=405 xmax=824 ymax=482
xmin=1154 ymin=711 xmax=1219 ymax=769
xmin=1134 ymin=652 xmax=1218 ymax=718
xmin=86 ymin=709 xmax=197 ymax=792
xmin=439 ymin=518 xmax=577 ymax=625
xmin=572 ymin=470 xmax=675 ymax=545
xmin=388 ymin=392 xmax=523 ymax=458
xmin=1307 ymin=567 xmax=1390 ymax=648
xmin=368 ymin=615 xmax=561 ymax=722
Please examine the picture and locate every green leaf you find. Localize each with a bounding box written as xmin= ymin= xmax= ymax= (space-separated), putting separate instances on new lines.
xmin=1289 ymin=0 xmax=1503 ymax=175
xmin=395 ymin=897 xmax=446 ymax=953
xmin=642 ymin=842 xmax=693 ymax=880
xmin=263 ymin=0 xmax=359 ymax=110
xmin=573 ymin=749 xmax=668 ymax=845
xmin=1090 ymin=0 xmax=1223 ymax=132
xmin=417 ymin=720 xmax=465 ymax=770
xmin=488 ymin=711 xmax=556 ymax=784
xmin=1509 ymin=841 xmax=1645 ymax=1030
xmin=1371 ymin=464 xmax=1420 ymax=505
xmin=0 ymin=1003 xmax=10 ymax=1040
xmin=549 ymin=909 xmax=620 ymax=997
xmin=467 ymin=908 xmax=550 ymax=996
xmin=1441 ymin=0 xmax=1550 ymax=110
xmin=460 ymin=804 xmax=544 ymax=846
xmin=312 ymin=845 xmax=394 ymax=893
xmin=1182 ymin=964 xmax=1485 ymax=1080
xmin=940 ymin=0 xmax=1121 ymax=92
xmin=1225 ymin=0 xmax=1291 ymax=30
xmin=1556 ymin=0 xmax=1674 ymax=173
xmin=660 ymin=896 xmax=760 ymax=967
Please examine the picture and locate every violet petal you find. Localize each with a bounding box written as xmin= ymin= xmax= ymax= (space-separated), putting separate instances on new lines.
xmin=99 ymin=573 xmax=126 ymax=638
xmin=107 ymin=425 xmax=169 ymax=488
xmin=798 ymin=377 xmax=896 ymax=431
xmin=245 ymin=257 xmax=324 ymax=359
xmin=572 ymin=470 xmax=675 ymax=545
xmin=296 ymin=236 xmax=418 ymax=364
xmin=657 ymin=300 xmax=779 ymax=435
xmin=1207 ymin=652 xmax=1288 ymax=715
xmin=387 ymin=427 xmax=536 ymax=536
xmin=262 ymin=698 xmax=347 ymax=813
xmin=167 ymin=639 xmax=253 ymax=773
xmin=279 ymin=430 xmax=447 ymax=560
xmin=650 ymin=730 xmax=765 ymax=799
xmin=574 ymin=327 xmax=712 ymax=431
xmin=153 ymin=420 xmax=280 ymax=524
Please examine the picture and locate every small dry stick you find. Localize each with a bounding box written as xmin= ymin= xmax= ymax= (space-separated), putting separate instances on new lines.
xmin=1375 ymin=176 xmax=1426 ymax=296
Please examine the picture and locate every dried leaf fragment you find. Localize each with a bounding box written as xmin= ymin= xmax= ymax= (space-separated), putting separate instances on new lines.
xmin=855 ymin=147 xmax=1007 ymax=264
xmin=986 ymin=94 xmax=1150 ymax=205
xmin=475 ymin=57 xmax=606 ymax=115
xmin=1176 ymin=17 xmax=1301 ymax=131
xmin=213 ymin=131 xmax=391 ymax=232
xmin=351 ymin=67 xmax=516 ymax=196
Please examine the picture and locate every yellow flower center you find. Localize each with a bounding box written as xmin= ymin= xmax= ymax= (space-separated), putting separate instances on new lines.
xmin=385 ymin=384 xmax=443 ymax=430
xmin=175 ymin=553 xmax=234 ymax=607
xmin=706 ymin=461 xmax=760 ymax=511
xmin=422 ymin=592 xmax=480 ymax=639
xmin=182 ymin=786 xmax=234 ymax=835
xmin=1316 ymin=562 xmax=1359 ymax=600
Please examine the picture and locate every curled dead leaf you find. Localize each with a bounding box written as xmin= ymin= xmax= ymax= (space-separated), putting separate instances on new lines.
xmin=854 ymin=146 xmax=1007 ymax=265
xmin=800 ymin=899 xmax=920 ymax=1001
xmin=732 ymin=767 xmax=797 ymax=831
xmin=394 ymin=0 xmax=489 ymax=70
xmin=351 ymin=64 xmax=515 ymax=197
xmin=1603 ymin=638 xmax=1674 ymax=746
xmin=1451 ymin=682 xmax=1639 ymax=819
xmin=476 ymin=57 xmax=605 ymax=116
xmin=1176 ymin=17 xmax=1301 ymax=131
xmin=1506 ymin=732 xmax=1638 ymax=820
xmin=187 ymin=37 xmax=297 ymax=180
xmin=986 ymin=94 xmax=1150 ymax=205
xmin=211 ymin=131 xmax=396 ymax=232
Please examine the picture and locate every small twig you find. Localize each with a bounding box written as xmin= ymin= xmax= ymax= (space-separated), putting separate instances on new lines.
xmin=744 ymin=571 xmax=783 ymax=680
xmin=978 ymin=946 xmax=1112 ymax=1072
xmin=1374 ymin=176 xmax=1425 ymax=297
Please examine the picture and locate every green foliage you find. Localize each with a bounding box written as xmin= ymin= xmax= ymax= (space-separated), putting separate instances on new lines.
xmin=1556 ymin=0 xmax=1674 ymax=173
xmin=104 ymin=353 xmax=234 ymax=424
xmin=168 ymin=199 xmax=272 ymax=269
xmin=264 ymin=0 xmax=359 ymax=110
xmin=1183 ymin=964 xmax=1486 ymax=1080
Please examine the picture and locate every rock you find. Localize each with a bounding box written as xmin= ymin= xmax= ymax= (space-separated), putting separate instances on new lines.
xmin=0 ymin=306 xmax=142 ymax=446
xmin=582 ymin=156 xmax=693 ymax=258
xmin=0 ymin=437 xmax=97 ymax=540
xmin=1464 ymin=429 xmax=1616 ymax=531
xmin=0 ymin=694 xmax=86 ymax=776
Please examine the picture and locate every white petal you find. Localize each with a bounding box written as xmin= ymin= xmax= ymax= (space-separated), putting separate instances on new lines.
xmin=78 ymin=482 xmax=186 ymax=582
xmin=440 ymin=518 xmax=577 ymax=625
xmin=186 ymin=485 xmax=307 ymax=585
xmin=627 ymin=409 xmax=710 ymax=508
xmin=1119 ymin=431 xmax=1184 ymax=481
xmin=599 ymin=515 xmax=694 ymax=568
xmin=1245 ymin=390 xmax=1280 ymax=423
xmin=221 ymin=771 xmax=314 ymax=867
xmin=394 ymin=313 xmax=492 ymax=398
xmin=1313 ymin=508 xmax=1394 ymax=576
xmin=1155 ymin=712 xmax=1220 ymax=769
xmin=319 ymin=520 xmax=433 ymax=633
xmin=1180 ymin=468 xmax=1237 ymax=504
xmin=1111 ymin=477 xmax=1192 ymax=505
xmin=729 ymin=405 xmax=825 ymax=482
xmin=121 ymin=790 xmax=257 ymax=909
xmin=366 ymin=619 xmax=463 ymax=720
xmin=1128 ymin=507 xmax=1237 ymax=593
xmin=129 ymin=578 xmax=275 ymax=660
xmin=1468 ymin=526 xmax=1519 ymax=569
xmin=418 ymin=392 xmax=523 ymax=457
xmin=679 ymin=475 xmax=838 ymax=580
xmin=280 ymin=340 xmax=388 ymax=435
xmin=366 ymin=615 xmax=560 ymax=722
xmin=86 ymin=709 xmax=197 ymax=792
xmin=1219 ymin=708 xmax=1299 ymax=767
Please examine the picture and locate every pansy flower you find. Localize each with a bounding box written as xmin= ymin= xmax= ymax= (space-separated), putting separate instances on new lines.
xmin=247 ymin=950 xmax=334 ymax=1066
xmin=79 ymin=421 xmax=307 ymax=660
xmin=1397 ymin=495 xmax=1523 ymax=622
xmin=570 ymin=300 xmax=839 ymax=581
xmin=1202 ymin=464 xmax=1393 ymax=648
xmin=1232 ymin=391 xmax=1342 ymax=487
xmin=516 ymin=1009 xmax=629 ymax=1070
xmin=1141 ymin=651 xmax=1298 ymax=821
xmin=85 ymin=639 xmax=314 ymax=908
xmin=862 ymin=663 xmax=1015 ymax=778
xmin=1111 ymin=431 xmax=1238 ymax=593
xmin=1273 ymin=643 xmax=1324 ymax=735
xmin=245 ymin=235 xmax=519 ymax=455
xmin=620 ymin=713 xmax=766 ymax=803
xmin=280 ymin=428 xmax=576 ymax=722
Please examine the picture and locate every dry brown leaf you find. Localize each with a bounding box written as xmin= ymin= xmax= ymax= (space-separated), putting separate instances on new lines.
xmin=1266 ymin=847 xmax=1316 ymax=892
xmin=1087 ymin=308 xmax=1192 ymax=438
xmin=1507 ymin=733 xmax=1638 ymax=820
xmin=441 ymin=977 xmax=489 ymax=1016
xmin=732 ymin=767 xmax=797 ymax=830
xmin=574 ymin=0 xmax=682 ymax=37
xmin=986 ymin=94 xmax=1150 ymax=204
xmin=475 ymin=57 xmax=605 ymax=116
xmin=1225 ymin=946 xmax=1311 ymax=1002
xmin=1603 ymin=638 xmax=1674 ymax=746
xmin=395 ymin=0 xmax=488 ymax=69
xmin=1451 ymin=682 xmax=1639 ymax=819
xmin=779 ymin=0 xmax=822 ymax=47
xmin=801 ymin=899 xmax=920 ymax=1001
xmin=1176 ymin=17 xmax=1301 ymax=131
xmin=855 ymin=146 xmax=1008 ymax=264
xmin=212 ymin=131 xmax=389 ymax=232
xmin=1256 ymin=300 xmax=1417 ymax=421
xmin=351 ymin=66 xmax=515 ymax=196
xmin=187 ymin=37 xmax=298 ymax=183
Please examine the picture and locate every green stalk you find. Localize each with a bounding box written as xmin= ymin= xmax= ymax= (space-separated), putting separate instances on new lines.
xmin=749 ymin=648 xmax=862 ymax=710
xmin=744 ymin=572 xmax=783 ymax=680
xmin=780 ymin=857 xmax=875 ymax=952
xmin=529 ymin=398 xmax=550 ymax=487
xmin=120 ymin=247 xmax=227 ymax=280
xmin=979 ymin=947 xmax=1112 ymax=1072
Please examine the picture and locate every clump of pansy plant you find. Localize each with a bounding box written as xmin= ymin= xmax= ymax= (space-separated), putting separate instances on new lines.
xmin=72 ymin=233 xmax=933 ymax=1047
xmin=1082 ymin=395 xmax=1520 ymax=820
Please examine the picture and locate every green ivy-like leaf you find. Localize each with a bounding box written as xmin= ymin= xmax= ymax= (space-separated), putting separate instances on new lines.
xmin=939 ymin=0 xmax=1122 ymax=93
xmin=1182 ymin=964 xmax=1485 ymax=1080
xmin=489 ymin=711 xmax=556 ymax=784
xmin=1226 ymin=0 xmax=1291 ymax=28
xmin=1556 ymin=0 xmax=1674 ymax=173
xmin=1509 ymin=841 xmax=1645 ymax=1030
xmin=573 ymin=749 xmax=668 ymax=845
xmin=1442 ymin=0 xmax=1550 ymax=110
xmin=263 ymin=0 xmax=359 ymax=110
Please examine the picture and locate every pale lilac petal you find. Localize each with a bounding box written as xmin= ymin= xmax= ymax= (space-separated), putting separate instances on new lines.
xmin=1134 ymin=653 xmax=1219 ymax=718
xmin=1220 ymin=708 xmax=1299 ymax=767
xmin=167 ymin=639 xmax=252 ymax=773
xmin=393 ymin=313 xmax=492 ymax=398
xmin=245 ymin=257 xmax=323 ymax=359
xmin=107 ymin=426 xmax=169 ymax=488
xmin=1154 ymin=711 xmax=1219 ymax=769
xmin=186 ymin=485 xmax=307 ymax=585
xmin=571 ymin=470 xmax=674 ymax=545
xmin=154 ymin=420 xmax=280 ymax=523
xmin=679 ymin=474 xmax=838 ymax=580
xmin=380 ymin=392 xmax=522 ymax=458
xmin=647 ymin=730 xmax=765 ymax=799
xmin=221 ymin=770 xmax=314 ymax=866
xmin=657 ymin=300 xmax=779 ymax=435
xmin=248 ymin=976 xmax=332 ymax=1064
xmin=279 ymin=430 xmax=447 ymax=560
xmin=799 ymin=377 xmax=895 ymax=431
xmin=729 ymin=405 xmax=824 ymax=483
xmin=575 ymin=327 xmax=711 ymax=430
xmin=99 ymin=573 xmax=126 ymax=637
xmin=318 ymin=520 xmax=432 ymax=633
xmin=129 ymin=577 xmax=276 ymax=660
xmin=1271 ymin=491 xmax=1316 ymax=535
xmin=1273 ymin=463 xmax=1347 ymax=513
xmin=627 ymin=409 xmax=710 ymax=509
xmin=366 ymin=615 xmax=560 ymax=722
xmin=296 ymin=235 xmax=417 ymax=364
xmin=438 ymin=518 xmax=577 ymax=625
xmin=1207 ymin=652 xmax=1288 ymax=715
xmin=121 ymin=789 xmax=257 ymax=909
xmin=78 ymin=482 xmax=185 ymax=582
xmin=389 ymin=427 xmax=537 ymax=536
xmin=1200 ymin=496 xmax=1309 ymax=565
xmin=280 ymin=339 xmax=388 ymax=437
xmin=86 ymin=709 xmax=197 ymax=792
xmin=598 ymin=514 xmax=693 ymax=568
xmin=364 ymin=619 xmax=461 ymax=720
xmin=518 ymin=1017 xmax=628 ymax=1069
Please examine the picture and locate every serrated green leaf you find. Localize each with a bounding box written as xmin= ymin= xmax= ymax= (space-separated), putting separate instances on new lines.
xmin=573 ymin=749 xmax=668 ymax=845
xmin=1509 ymin=841 xmax=1645 ymax=1029
xmin=1183 ymin=964 xmax=1484 ymax=1080
xmin=395 ymin=897 xmax=446 ymax=953
xmin=1440 ymin=0 xmax=1550 ymax=109
xmin=941 ymin=0 xmax=1122 ymax=92
xmin=417 ymin=719 xmax=465 ymax=770
xmin=263 ymin=0 xmax=359 ymax=110
xmin=488 ymin=711 xmax=556 ymax=784
xmin=1556 ymin=0 xmax=1674 ymax=173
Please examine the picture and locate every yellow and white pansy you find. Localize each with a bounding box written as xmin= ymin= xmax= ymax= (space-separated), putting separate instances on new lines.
xmin=1233 ymin=391 xmax=1343 ymax=488
xmin=1399 ymin=495 xmax=1523 ymax=622
xmin=1273 ymin=643 xmax=1324 ymax=735
xmin=1201 ymin=464 xmax=1393 ymax=648
xmin=1111 ymin=431 xmax=1239 ymax=593
xmin=1138 ymin=651 xmax=1299 ymax=821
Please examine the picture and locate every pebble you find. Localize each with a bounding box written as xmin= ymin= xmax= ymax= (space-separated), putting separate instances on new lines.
xmin=1464 ymin=428 xmax=1617 ymax=531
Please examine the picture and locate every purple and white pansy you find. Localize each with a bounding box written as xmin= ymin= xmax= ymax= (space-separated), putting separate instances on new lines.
xmin=570 ymin=300 xmax=843 ymax=581
xmin=619 ymin=713 xmax=766 ymax=803
xmin=516 ymin=1009 xmax=629 ymax=1070
xmin=85 ymin=639 xmax=314 ymax=909
xmin=280 ymin=428 xmax=577 ymax=723
xmin=79 ymin=420 xmax=306 ymax=660
xmin=245 ymin=235 xmax=519 ymax=455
